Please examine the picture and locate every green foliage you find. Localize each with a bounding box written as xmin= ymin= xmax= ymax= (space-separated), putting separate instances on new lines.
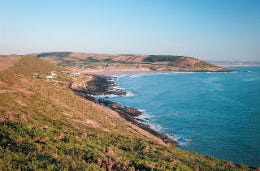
xmin=85 ymin=57 xmax=99 ymax=62
xmin=102 ymin=58 xmax=112 ymax=63
xmin=37 ymin=52 xmax=72 ymax=58
xmin=143 ymin=55 xmax=183 ymax=63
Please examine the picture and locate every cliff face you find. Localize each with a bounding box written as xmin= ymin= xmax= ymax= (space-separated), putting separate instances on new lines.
xmin=0 ymin=56 xmax=253 ymax=170
xmin=35 ymin=52 xmax=229 ymax=72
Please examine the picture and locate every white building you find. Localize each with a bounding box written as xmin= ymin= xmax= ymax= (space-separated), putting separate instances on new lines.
xmin=71 ymin=72 xmax=81 ymax=77
xmin=46 ymin=71 xmax=57 ymax=79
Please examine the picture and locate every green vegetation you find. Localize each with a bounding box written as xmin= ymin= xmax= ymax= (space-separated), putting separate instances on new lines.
xmin=0 ymin=57 xmax=248 ymax=170
xmin=85 ymin=57 xmax=99 ymax=62
xmin=143 ymin=55 xmax=183 ymax=63
xmin=57 ymin=57 xmax=101 ymax=68
xmin=37 ymin=52 xmax=72 ymax=58
xmin=102 ymin=58 xmax=112 ymax=63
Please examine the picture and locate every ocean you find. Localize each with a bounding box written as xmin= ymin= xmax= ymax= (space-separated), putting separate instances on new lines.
xmin=107 ymin=66 xmax=260 ymax=167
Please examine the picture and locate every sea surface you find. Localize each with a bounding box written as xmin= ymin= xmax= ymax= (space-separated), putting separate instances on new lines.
xmin=107 ymin=66 xmax=260 ymax=167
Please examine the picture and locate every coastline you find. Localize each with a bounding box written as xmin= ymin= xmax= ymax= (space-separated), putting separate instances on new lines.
xmin=66 ymin=64 xmax=233 ymax=76
xmin=69 ymin=74 xmax=178 ymax=146
xmin=81 ymin=69 xmax=233 ymax=76
xmin=1 ymin=56 xmax=258 ymax=169
xmin=69 ymin=68 xmax=238 ymax=146
xmin=68 ymin=67 xmax=240 ymax=148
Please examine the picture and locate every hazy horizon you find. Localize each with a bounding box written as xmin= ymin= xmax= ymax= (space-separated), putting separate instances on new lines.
xmin=1 ymin=0 xmax=260 ymax=61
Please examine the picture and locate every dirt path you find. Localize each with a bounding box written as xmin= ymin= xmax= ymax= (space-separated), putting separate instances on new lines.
xmin=0 ymin=56 xmax=22 ymax=72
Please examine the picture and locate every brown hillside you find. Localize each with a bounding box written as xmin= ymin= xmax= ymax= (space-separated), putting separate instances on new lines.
xmin=0 ymin=56 xmax=248 ymax=170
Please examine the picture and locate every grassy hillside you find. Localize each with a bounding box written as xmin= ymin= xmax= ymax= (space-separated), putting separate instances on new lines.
xmin=35 ymin=52 xmax=228 ymax=72
xmin=0 ymin=57 xmax=253 ymax=170
xmin=8 ymin=56 xmax=62 ymax=75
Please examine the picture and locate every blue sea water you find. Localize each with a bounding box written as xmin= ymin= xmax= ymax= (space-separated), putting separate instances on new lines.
xmin=107 ymin=66 xmax=260 ymax=167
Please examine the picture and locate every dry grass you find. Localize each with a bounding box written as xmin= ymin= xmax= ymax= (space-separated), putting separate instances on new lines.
xmin=0 ymin=56 xmax=22 ymax=71
xmin=0 ymin=56 xmax=254 ymax=170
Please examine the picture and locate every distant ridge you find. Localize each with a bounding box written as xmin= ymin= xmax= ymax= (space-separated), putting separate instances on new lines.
xmin=35 ymin=52 xmax=229 ymax=72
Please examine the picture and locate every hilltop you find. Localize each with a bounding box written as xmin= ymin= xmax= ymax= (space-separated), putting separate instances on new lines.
xmin=0 ymin=56 xmax=253 ymax=170
xmin=34 ymin=52 xmax=229 ymax=73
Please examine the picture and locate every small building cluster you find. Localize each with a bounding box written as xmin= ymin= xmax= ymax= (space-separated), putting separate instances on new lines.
xmin=70 ymin=72 xmax=81 ymax=77
xmin=46 ymin=71 xmax=57 ymax=79
xmin=32 ymin=72 xmax=39 ymax=77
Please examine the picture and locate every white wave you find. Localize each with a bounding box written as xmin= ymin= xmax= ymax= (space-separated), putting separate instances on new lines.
xmin=125 ymin=91 xmax=134 ymax=97
xmin=169 ymin=134 xmax=192 ymax=146
xmin=129 ymin=75 xmax=140 ymax=78
xmin=112 ymin=86 xmax=124 ymax=90
xmin=92 ymin=94 xmax=119 ymax=98
xmin=136 ymin=109 xmax=151 ymax=121
xmin=149 ymin=122 xmax=165 ymax=132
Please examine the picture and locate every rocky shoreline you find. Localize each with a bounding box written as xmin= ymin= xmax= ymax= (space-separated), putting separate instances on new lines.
xmin=70 ymin=74 xmax=178 ymax=146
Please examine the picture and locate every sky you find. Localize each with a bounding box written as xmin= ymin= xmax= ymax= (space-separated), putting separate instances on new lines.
xmin=0 ymin=0 xmax=259 ymax=61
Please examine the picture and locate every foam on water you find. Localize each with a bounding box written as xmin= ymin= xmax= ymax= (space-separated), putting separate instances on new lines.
xmin=149 ymin=121 xmax=165 ymax=132
xmin=129 ymin=75 xmax=141 ymax=78
xmin=170 ymin=134 xmax=192 ymax=146
xmin=136 ymin=109 xmax=151 ymax=123
xmin=92 ymin=94 xmax=119 ymax=98
xmin=125 ymin=91 xmax=134 ymax=97
xmin=112 ymin=85 xmax=124 ymax=90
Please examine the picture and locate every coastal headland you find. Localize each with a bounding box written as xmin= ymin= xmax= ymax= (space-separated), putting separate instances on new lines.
xmin=34 ymin=52 xmax=231 ymax=74
xmin=0 ymin=55 xmax=256 ymax=170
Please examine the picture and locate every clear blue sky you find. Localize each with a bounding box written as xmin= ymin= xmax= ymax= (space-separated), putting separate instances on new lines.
xmin=0 ymin=0 xmax=259 ymax=61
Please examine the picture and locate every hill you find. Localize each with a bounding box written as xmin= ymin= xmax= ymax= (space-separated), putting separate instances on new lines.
xmin=0 ymin=56 xmax=253 ymax=170
xmin=35 ymin=52 xmax=229 ymax=72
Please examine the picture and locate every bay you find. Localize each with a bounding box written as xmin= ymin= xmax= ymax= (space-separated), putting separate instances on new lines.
xmin=108 ymin=66 xmax=260 ymax=167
